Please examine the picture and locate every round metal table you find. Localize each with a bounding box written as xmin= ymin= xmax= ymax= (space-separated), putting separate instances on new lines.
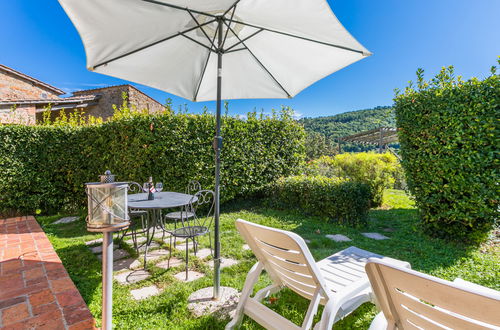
xmin=127 ymin=192 xmax=197 ymax=267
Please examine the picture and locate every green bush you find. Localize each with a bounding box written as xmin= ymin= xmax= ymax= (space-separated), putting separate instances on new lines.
xmin=267 ymin=175 xmax=371 ymax=226
xmin=305 ymin=152 xmax=401 ymax=206
xmin=0 ymin=110 xmax=305 ymax=215
xmin=394 ymin=64 xmax=499 ymax=242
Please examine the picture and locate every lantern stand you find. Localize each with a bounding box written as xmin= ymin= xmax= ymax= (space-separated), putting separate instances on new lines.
xmin=86 ymin=171 xmax=129 ymax=330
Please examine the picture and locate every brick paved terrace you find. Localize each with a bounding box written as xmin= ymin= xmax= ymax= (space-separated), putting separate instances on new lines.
xmin=0 ymin=216 xmax=95 ymax=329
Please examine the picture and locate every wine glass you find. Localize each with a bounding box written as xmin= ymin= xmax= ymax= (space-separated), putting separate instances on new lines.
xmin=155 ymin=182 xmax=163 ymax=193
xmin=143 ymin=182 xmax=149 ymax=193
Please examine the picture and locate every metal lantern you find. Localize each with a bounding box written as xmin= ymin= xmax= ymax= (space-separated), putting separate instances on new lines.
xmin=86 ymin=181 xmax=129 ymax=232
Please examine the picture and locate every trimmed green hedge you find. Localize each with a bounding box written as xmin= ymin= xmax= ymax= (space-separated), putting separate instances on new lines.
xmin=267 ymin=175 xmax=371 ymax=226
xmin=0 ymin=111 xmax=305 ymax=215
xmin=394 ymin=64 xmax=499 ymax=242
xmin=305 ymin=152 xmax=401 ymax=207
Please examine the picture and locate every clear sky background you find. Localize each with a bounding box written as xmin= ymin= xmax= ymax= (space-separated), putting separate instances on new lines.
xmin=0 ymin=0 xmax=499 ymax=118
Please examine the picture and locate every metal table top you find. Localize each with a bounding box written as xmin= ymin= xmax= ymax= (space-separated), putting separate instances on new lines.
xmin=128 ymin=192 xmax=196 ymax=209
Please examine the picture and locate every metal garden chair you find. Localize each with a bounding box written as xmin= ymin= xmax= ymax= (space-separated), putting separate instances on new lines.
xmin=167 ymin=189 xmax=215 ymax=280
xmin=163 ymin=180 xmax=201 ymax=230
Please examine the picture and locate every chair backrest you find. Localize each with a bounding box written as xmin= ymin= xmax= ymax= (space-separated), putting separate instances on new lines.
xmin=186 ymin=180 xmax=201 ymax=195
xmin=366 ymin=259 xmax=500 ymax=329
xmin=127 ymin=181 xmax=144 ymax=194
xmin=190 ymin=190 xmax=215 ymax=228
xmin=235 ymin=219 xmax=331 ymax=301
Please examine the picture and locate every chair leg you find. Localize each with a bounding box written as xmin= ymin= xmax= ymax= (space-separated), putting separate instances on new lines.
xmin=208 ymin=231 xmax=213 ymax=256
xmin=225 ymin=262 xmax=264 ymax=330
xmin=168 ymin=235 xmax=172 ymax=268
xmin=185 ymin=239 xmax=189 ymax=281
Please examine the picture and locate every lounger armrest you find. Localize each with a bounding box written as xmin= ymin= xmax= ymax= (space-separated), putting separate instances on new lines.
xmin=453 ymin=278 xmax=500 ymax=298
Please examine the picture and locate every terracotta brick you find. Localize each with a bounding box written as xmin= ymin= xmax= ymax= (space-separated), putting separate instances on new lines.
xmin=31 ymin=301 xmax=59 ymax=316
xmin=2 ymin=302 xmax=30 ymax=325
xmin=56 ymin=289 xmax=84 ymax=307
xmin=68 ymin=318 xmax=96 ymax=330
xmin=0 ymin=296 xmax=26 ymax=310
xmin=51 ymin=277 xmax=75 ymax=293
xmin=26 ymin=309 xmax=65 ymax=329
xmin=29 ymin=289 xmax=55 ymax=307
xmin=24 ymin=266 xmax=44 ymax=280
xmin=63 ymin=304 xmax=93 ymax=326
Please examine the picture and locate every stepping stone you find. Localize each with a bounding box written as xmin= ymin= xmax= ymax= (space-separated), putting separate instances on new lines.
xmin=53 ymin=216 xmax=79 ymax=224
xmin=304 ymin=239 xmax=311 ymax=244
xmin=89 ymin=244 xmax=118 ymax=254
xmin=114 ymin=269 xmax=151 ymax=285
xmin=383 ymin=228 xmax=395 ymax=232
xmin=137 ymin=242 xmax=160 ymax=253
xmin=194 ymin=248 xmax=211 ymax=259
xmin=362 ymin=232 xmax=389 ymax=240
xmin=130 ymin=285 xmax=161 ymax=300
xmin=156 ymin=257 xmax=183 ymax=269
xmin=174 ymin=270 xmax=204 ymax=282
xmin=207 ymin=257 xmax=239 ymax=269
xmin=85 ymin=238 xmax=103 ymax=246
xmin=113 ymin=258 xmax=140 ymax=272
xmin=124 ymin=236 xmax=147 ymax=245
xmin=242 ymin=244 xmax=250 ymax=251
xmin=325 ymin=234 xmax=352 ymax=242
xmin=98 ymin=249 xmax=130 ymax=261
xmin=145 ymin=249 xmax=169 ymax=261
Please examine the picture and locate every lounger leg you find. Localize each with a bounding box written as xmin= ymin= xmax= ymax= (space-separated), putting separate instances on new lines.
xmin=225 ymin=262 xmax=264 ymax=330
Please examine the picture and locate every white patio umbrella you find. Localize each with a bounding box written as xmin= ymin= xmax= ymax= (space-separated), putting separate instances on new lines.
xmin=58 ymin=0 xmax=370 ymax=321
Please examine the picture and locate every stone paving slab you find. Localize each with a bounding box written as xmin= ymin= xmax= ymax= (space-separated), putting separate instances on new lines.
xmin=89 ymin=244 xmax=118 ymax=254
xmin=97 ymin=249 xmax=130 ymax=261
xmin=113 ymin=258 xmax=141 ymax=272
xmin=144 ymin=249 xmax=169 ymax=262
xmin=130 ymin=285 xmax=161 ymax=300
xmin=85 ymin=238 xmax=103 ymax=246
xmin=242 ymin=244 xmax=250 ymax=251
xmin=0 ymin=216 xmax=95 ymax=329
xmin=194 ymin=248 xmax=212 ymax=259
xmin=114 ymin=270 xmax=151 ymax=285
xmin=174 ymin=270 xmax=204 ymax=282
xmin=325 ymin=234 xmax=352 ymax=242
xmin=156 ymin=257 xmax=183 ymax=269
xmin=207 ymin=257 xmax=239 ymax=269
xmin=53 ymin=216 xmax=80 ymax=225
xmin=137 ymin=242 xmax=160 ymax=253
xmin=304 ymin=239 xmax=311 ymax=243
xmin=362 ymin=232 xmax=389 ymax=240
xmin=124 ymin=236 xmax=147 ymax=245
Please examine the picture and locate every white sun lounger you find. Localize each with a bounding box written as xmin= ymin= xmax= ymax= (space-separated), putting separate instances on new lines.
xmin=365 ymin=259 xmax=500 ymax=330
xmin=226 ymin=219 xmax=410 ymax=330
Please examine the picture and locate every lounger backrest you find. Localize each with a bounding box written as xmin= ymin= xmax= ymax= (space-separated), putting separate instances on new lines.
xmin=366 ymin=259 xmax=500 ymax=329
xmin=235 ymin=219 xmax=331 ymax=301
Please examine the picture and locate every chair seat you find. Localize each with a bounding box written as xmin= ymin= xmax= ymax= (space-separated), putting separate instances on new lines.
xmin=171 ymin=226 xmax=208 ymax=238
xmin=129 ymin=210 xmax=147 ymax=218
xmin=164 ymin=211 xmax=195 ymax=220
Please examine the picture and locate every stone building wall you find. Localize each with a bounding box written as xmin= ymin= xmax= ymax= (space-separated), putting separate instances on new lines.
xmin=74 ymin=85 xmax=165 ymax=120
xmin=0 ymin=70 xmax=61 ymax=101
xmin=0 ymin=104 xmax=36 ymax=125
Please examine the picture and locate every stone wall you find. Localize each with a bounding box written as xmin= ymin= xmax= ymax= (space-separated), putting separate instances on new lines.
xmin=74 ymin=85 xmax=165 ymax=120
xmin=0 ymin=104 xmax=36 ymax=125
xmin=0 ymin=70 xmax=60 ymax=101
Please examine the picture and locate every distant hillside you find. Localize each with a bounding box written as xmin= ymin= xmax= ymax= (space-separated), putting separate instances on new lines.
xmin=299 ymin=106 xmax=395 ymax=140
xmin=299 ymin=106 xmax=396 ymax=152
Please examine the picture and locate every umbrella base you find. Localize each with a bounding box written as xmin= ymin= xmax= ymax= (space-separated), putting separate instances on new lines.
xmin=187 ymin=286 xmax=240 ymax=319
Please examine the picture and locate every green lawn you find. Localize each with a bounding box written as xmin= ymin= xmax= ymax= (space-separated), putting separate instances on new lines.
xmin=36 ymin=190 xmax=499 ymax=329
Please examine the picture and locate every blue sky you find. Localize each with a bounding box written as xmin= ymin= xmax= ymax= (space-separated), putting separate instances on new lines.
xmin=0 ymin=0 xmax=498 ymax=118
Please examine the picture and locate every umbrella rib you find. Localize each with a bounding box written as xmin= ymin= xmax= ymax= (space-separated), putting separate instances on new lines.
xmin=224 ymin=29 xmax=264 ymax=52
xmin=221 ymin=4 xmax=238 ymax=49
xmin=180 ymin=33 xmax=216 ymax=52
xmin=193 ymin=29 xmax=219 ymax=101
xmin=223 ymin=0 xmax=241 ymax=17
xmin=187 ymin=9 xmax=217 ymax=50
xmin=141 ymin=0 xmax=217 ymax=18
xmin=225 ymin=47 xmax=246 ymax=54
xmin=224 ymin=18 xmax=369 ymax=55
xmin=223 ymin=21 xmax=291 ymax=98
xmin=92 ymin=19 xmax=216 ymax=69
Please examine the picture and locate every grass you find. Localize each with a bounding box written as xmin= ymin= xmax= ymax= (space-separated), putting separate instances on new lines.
xmin=36 ymin=189 xmax=499 ymax=329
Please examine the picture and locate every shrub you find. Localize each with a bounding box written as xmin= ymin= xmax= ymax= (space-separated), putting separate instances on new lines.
xmin=394 ymin=64 xmax=499 ymax=242
xmin=0 ymin=110 xmax=305 ymax=215
xmin=267 ymin=175 xmax=371 ymax=226
xmin=305 ymin=152 xmax=401 ymax=206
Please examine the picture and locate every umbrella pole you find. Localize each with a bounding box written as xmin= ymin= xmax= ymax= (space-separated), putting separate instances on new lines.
xmin=213 ymin=17 xmax=223 ymax=300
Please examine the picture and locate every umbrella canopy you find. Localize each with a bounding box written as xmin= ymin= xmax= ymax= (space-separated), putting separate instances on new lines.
xmin=59 ymin=0 xmax=371 ymax=305
xmin=59 ymin=0 xmax=370 ymax=101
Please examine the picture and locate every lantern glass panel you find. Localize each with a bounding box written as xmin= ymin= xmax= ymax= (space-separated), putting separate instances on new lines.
xmin=86 ymin=182 xmax=129 ymax=231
